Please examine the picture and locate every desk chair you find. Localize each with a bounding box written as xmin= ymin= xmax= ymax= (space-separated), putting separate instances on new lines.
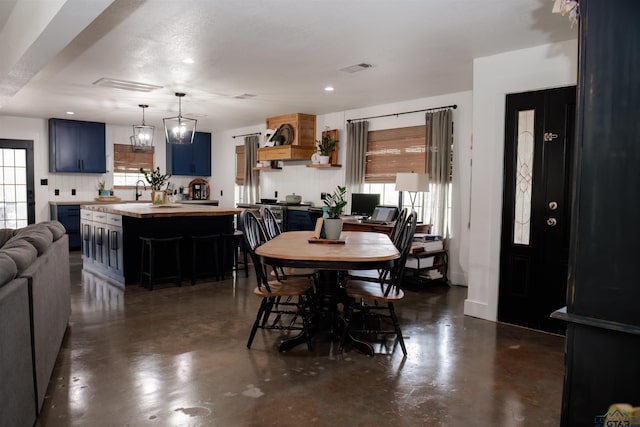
xmin=340 ymin=211 xmax=417 ymax=356
xmin=242 ymin=210 xmax=316 ymax=351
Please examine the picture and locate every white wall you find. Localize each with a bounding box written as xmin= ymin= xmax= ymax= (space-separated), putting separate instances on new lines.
xmin=464 ymin=39 xmax=578 ymax=321
xmin=211 ymin=91 xmax=474 ymax=286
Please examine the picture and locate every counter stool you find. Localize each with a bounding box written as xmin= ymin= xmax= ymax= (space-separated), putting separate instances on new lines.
xmin=139 ymin=236 xmax=183 ymax=290
xmin=191 ymin=234 xmax=222 ymax=284
xmin=222 ymin=230 xmax=248 ymax=278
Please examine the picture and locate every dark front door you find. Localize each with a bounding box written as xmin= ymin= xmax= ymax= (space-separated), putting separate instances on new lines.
xmin=0 ymin=139 xmax=35 ymax=227
xmin=498 ymin=86 xmax=576 ymax=334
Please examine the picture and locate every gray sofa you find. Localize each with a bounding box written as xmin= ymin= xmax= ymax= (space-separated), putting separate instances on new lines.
xmin=0 ymin=221 xmax=70 ymax=427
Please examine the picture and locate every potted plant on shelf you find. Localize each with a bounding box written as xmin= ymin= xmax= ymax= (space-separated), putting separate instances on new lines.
xmin=316 ymin=133 xmax=337 ymax=164
xmin=323 ymin=185 xmax=347 ymax=240
xmin=140 ymin=167 xmax=171 ymax=204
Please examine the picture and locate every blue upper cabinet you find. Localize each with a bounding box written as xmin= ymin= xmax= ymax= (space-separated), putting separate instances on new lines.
xmin=166 ymin=131 xmax=211 ymax=176
xmin=49 ymin=118 xmax=106 ymax=173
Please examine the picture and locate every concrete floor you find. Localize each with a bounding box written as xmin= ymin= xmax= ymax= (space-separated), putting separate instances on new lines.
xmin=36 ymin=253 xmax=565 ymax=426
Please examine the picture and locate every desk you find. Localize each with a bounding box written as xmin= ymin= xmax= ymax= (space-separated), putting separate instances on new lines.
xmin=342 ymin=221 xmax=394 ymax=235
xmin=255 ymin=231 xmax=399 ymax=353
xmin=342 ymin=220 xmax=432 ymax=235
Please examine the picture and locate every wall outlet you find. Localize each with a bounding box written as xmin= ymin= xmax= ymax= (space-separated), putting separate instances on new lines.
xmin=220 ymin=190 xmax=223 ymax=196
xmin=54 ymin=189 xmax=59 ymax=196
xmin=274 ymin=191 xmax=278 ymax=198
xmin=321 ymin=192 xmax=327 ymax=200
xmin=71 ymin=189 xmax=76 ymax=195
xmin=40 ymin=179 xmax=48 ymax=185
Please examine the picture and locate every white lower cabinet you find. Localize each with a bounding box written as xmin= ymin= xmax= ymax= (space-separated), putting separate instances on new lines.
xmin=81 ymin=209 xmax=124 ymax=284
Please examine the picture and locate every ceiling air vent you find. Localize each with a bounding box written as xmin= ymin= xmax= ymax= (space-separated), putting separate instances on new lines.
xmin=339 ymin=63 xmax=373 ymax=73
xmin=232 ymin=93 xmax=257 ymax=99
xmin=93 ymin=78 xmax=163 ymax=92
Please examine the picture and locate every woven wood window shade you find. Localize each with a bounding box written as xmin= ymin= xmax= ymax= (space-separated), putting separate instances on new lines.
xmin=365 ymin=125 xmax=426 ymax=183
xmin=113 ymin=144 xmax=154 ymax=173
xmin=235 ymin=145 xmax=245 ymax=185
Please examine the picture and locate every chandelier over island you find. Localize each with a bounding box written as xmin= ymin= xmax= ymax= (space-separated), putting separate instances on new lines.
xmin=131 ymin=104 xmax=154 ymax=151
xmin=163 ymin=92 xmax=197 ymax=144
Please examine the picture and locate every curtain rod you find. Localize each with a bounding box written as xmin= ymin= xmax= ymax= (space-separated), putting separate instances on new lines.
xmin=346 ymin=104 xmax=457 ymax=123
xmin=232 ymin=132 xmax=261 ymax=139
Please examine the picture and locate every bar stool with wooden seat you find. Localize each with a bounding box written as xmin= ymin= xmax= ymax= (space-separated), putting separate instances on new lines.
xmin=139 ymin=236 xmax=183 ymax=290
xmin=222 ymin=218 xmax=248 ymax=278
xmin=190 ymin=234 xmax=222 ymax=284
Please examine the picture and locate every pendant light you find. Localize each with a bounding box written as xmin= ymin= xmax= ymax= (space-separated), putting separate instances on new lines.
xmin=131 ymin=104 xmax=154 ymax=151
xmin=163 ymin=92 xmax=197 ymax=144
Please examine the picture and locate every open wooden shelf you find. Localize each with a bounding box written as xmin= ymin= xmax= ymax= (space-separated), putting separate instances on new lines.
xmin=252 ymin=166 xmax=282 ymax=171
xmin=306 ymin=164 xmax=341 ymax=168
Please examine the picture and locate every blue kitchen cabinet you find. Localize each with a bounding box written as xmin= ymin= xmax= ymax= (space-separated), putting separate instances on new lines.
xmin=49 ymin=118 xmax=106 ymax=173
xmin=286 ymin=210 xmax=313 ymax=231
xmin=167 ymin=131 xmax=211 ymax=176
xmin=50 ymin=204 xmax=81 ymax=250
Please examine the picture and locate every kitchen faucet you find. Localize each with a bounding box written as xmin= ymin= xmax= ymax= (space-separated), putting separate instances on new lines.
xmin=135 ymin=180 xmax=146 ymax=201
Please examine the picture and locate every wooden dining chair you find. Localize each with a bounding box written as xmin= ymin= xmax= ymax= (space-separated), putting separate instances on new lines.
xmin=344 ymin=207 xmax=409 ymax=283
xmin=260 ymin=206 xmax=318 ymax=282
xmin=242 ymin=210 xmax=316 ymax=351
xmin=390 ymin=207 xmax=408 ymax=246
xmin=339 ymin=211 xmax=417 ymax=356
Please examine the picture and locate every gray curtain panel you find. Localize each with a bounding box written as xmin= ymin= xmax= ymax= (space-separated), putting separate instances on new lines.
xmin=244 ymin=135 xmax=260 ymax=203
xmin=345 ymin=120 xmax=369 ymax=193
xmin=425 ymin=109 xmax=453 ymax=239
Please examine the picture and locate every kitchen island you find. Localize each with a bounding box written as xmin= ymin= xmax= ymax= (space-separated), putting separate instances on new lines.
xmin=80 ymin=203 xmax=242 ymax=286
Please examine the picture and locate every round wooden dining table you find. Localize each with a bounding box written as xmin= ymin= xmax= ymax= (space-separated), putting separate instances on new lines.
xmin=255 ymin=230 xmax=400 ymax=353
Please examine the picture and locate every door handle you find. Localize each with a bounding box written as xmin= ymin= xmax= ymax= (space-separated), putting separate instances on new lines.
xmin=547 ymin=218 xmax=558 ymax=227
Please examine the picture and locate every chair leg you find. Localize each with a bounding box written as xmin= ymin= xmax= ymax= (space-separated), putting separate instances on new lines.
xmin=191 ymin=240 xmax=197 ymax=286
xmin=388 ymin=302 xmax=407 ymax=356
xmin=261 ymin=298 xmax=277 ymax=327
xmin=339 ymin=300 xmax=354 ymax=353
xmin=139 ymin=240 xmax=146 ymax=287
xmin=148 ymin=243 xmax=155 ymax=291
xmin=247 ymin=299 xmax=268 ymax=349
xmin=241 ymin=242 xmax=248 ymax=277
xmin=175 ymin=240 xmax=182 ymax=287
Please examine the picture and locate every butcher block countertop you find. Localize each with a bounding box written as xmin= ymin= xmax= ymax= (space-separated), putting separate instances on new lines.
xmin=80 ymin=203 xmax=242 ymax=219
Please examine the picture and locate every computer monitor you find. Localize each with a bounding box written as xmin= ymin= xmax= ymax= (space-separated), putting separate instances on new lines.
xmin=350 ymin=193 xmax=380 ymax=217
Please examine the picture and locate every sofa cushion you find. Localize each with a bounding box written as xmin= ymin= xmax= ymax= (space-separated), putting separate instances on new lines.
xmin=14 ymin=225 xmax=54 ymax=255
xmin=41 ymin=220 xmax=66 ymax=241
xmin=0 ymin=239 xmax=38 ymax=274
xmin=0 ymin=228 xmax=15 ymax=248
xmin=0 ymin=253 xmax=18 ymax=286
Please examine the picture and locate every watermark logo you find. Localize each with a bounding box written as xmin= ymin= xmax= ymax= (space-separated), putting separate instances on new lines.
xmin=594 ymin=408 xmax=640 ymax=427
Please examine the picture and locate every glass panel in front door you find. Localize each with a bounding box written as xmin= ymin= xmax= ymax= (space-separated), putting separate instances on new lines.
xmin=513 ymin=110 xmax=534 ymax=245
xmin=0 ymin=148 xmax=29 ymax=228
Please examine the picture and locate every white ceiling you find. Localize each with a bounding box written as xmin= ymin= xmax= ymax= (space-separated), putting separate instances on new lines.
xmin=0 ymin=0 xmax=576 ymax=133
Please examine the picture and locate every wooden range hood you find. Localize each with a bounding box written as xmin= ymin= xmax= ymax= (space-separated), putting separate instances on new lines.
xmin=257 ymin=113 xmax=316 ymax=161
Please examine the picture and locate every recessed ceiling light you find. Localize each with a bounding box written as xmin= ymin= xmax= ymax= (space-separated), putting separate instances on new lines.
xmin=325 ymin=86 xmax=334 ymax=92
xmin=66 ymin=111 xmax=75 ymax=115
xmin=183 ymin=58 xmax=195 ymax=64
